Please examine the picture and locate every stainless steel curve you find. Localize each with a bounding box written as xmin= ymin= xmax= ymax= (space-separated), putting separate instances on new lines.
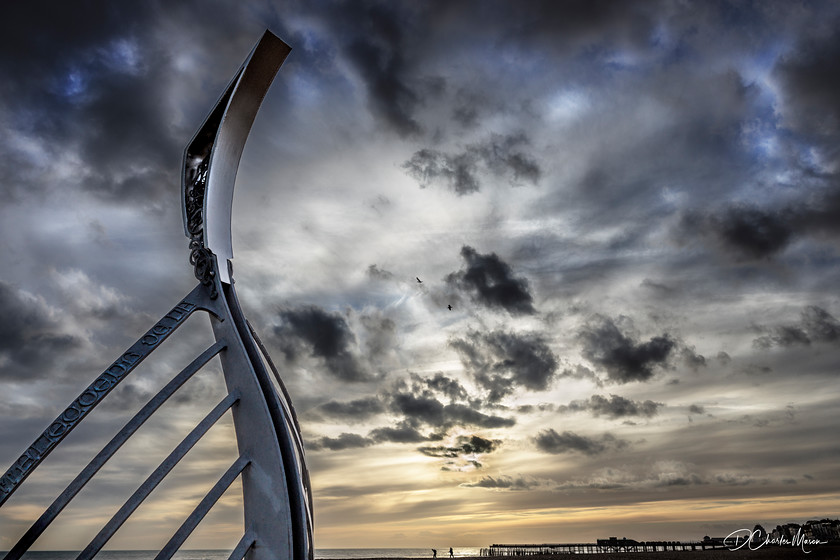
xmin=182 ymin=30 xmax=291 ymax=285
xmin=0 ymin=30 xmax=312 ymax=560
xmin=180 ymin=29 xmax=314 ymax=560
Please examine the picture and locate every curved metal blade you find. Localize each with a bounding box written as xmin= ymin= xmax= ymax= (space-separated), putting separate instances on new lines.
xmin=182 ymin=30 xmax=291 ymax=285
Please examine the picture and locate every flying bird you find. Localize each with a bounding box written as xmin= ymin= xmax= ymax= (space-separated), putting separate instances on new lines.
xmin=416 ymin=277 xmax=423 ymax=283
xmin=448 ymin=304 xmax=452 ymax=310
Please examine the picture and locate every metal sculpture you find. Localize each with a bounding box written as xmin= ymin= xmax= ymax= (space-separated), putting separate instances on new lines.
xmin=0 ymin=30 xmax=313 ymax=560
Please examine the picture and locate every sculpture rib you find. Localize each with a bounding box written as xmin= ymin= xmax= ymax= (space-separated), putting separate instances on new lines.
xmin=0 ymin=30 xmax=313 ymax=560
xmin=180 ymin=29 xmax=314 ymax=560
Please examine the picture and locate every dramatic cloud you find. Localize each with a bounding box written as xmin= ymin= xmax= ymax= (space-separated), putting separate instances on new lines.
xmin=0 ymin=2 xmax=257 ymax=202
xmin=420 ymin=372 xmax=469 ymax=402
xmin=326 ymin=2 xmax=422 ymax=137
xmin=418 ymin=434 xmax=500 ymax=458
xmin=561 ymin=394 xmax=663 ymax=419
xmin=578 ymin=315 xmax=675 ymax=383
xmin=450 ymin=329 xmax=558 ymax=401
xmin=389 ymin=393 xmax=444 ymax=426
xmin=403 ymin=148 xmax=479 ymax=196
xmin=317 ymin=397 xmax=386 ymax=422
xmin=774 ymin=28 xmax=840 ymax=141
xmin=0 ymin=281 xmax=80 ymax=379
xmin=680 ymin=206 xmax=794 ymax=260
xmin=460 ymin=474 xmax=555 ymax=491
xmin=387 ymin=390 xmax=515 ymax=430
xmin=4 ymin=0 xmax=840 ymax=549
xmin=402 ymin=133 xmax=541 ymax=195
xmin=368 ymin=424 xmax=428 ymax=444
xmin=446 ymin=246 xmax=536 ymax=315
xmin=753 ymin=306 xmax=840 ymax=348
xmin=534 ymin=428 xmax=628 ymax=456
xmin=442 ymin=404 xmax=516 ymax=429
xmin=308 ymin=432 xmax=375 ymax=451
xmin=273 ymin=305 xmax=371 ymax=382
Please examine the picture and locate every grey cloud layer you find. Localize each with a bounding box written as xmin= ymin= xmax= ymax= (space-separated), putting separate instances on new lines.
xmin=450 ymin=329 xmax=558 ymax=402
xmin=3 ymin=0 xmax=840 ymax=547
xmin=578 ymin=315 xmax=677 ymax=384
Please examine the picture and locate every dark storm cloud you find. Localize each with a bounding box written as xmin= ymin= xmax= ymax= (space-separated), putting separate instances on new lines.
xmin=321 ymin=2 xmax=422 ymax=136
xmin=315 ymin=0 xmax=666 ymax=140
xmin=442 ymin=404 xmax=516 ymax=429
xmin=753 ymin=306 xmax=840 ymax=348
xmin=561 ymin=394 xmax=663 ymax=419
xmin=446 ymin=246 xmax=536 ymax=315
xmin=420 ymin=372 xmax=469 ymax=402
xmin=387 ymin=391 xmax=515 ymax=429
xmin=801 ymin=306 xmax=840 ymax=342
xmin=774 ymin=27 xmax=840 ymax=141
xmin=534 ymin=428 xmax=628 ymax=456
xmin=460 ymin=474 xmax=553 ymax=491
xmin=794 ymin=190 xmax=840 ymax=239
xmin=450 ymin=329 xmax=558 ymax=402
xmin=713 ymin=206 xmax=794 ymax=260
xmin=578 ymin=315 xmax=675 ymax=383
xmin=0 ymin=281 xmax=80 ymax=380
xmin=418 ymin=434 xmax=500 ymax=458
xmin=679 ymin=206 xmax=794 ymax=260
xmin=389 ymin=393 xmax=444 ymax=426
xmin=402 ymin=133 xmax=541 ymax=196
xmin=317 ymin=396 xmax=385 ymax=422
xmin=274 ymin=305 xmax=371 ymax=382
xmin=493 ymin=0 xmax=660 ymax=49
xmin=368 ymin=424 xmax=428 ymax=444
xmin=307 ymin=432 xmax=374 ymax=452
xmin=0 ymin=1 xmax=258 ymax=202
xmin=402 ymin=149 xmax=479 ymax=195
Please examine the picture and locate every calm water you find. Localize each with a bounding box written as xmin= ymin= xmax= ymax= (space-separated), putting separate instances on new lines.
xmin=15 ymin=549 xmax=482 ymax=560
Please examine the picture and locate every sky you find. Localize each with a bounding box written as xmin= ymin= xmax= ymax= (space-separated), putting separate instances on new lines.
xmin=1 ymin=0 xmax=839 ymax=552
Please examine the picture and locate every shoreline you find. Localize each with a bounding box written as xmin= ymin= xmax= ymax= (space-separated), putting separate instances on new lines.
xmin=10 ymin=547 xmax=840 ymax=559
xmin=338 ymin=546 xmax=840 ymax=560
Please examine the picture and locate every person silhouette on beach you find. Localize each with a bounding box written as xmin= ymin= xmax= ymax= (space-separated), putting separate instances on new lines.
xmin=449 ymin=548 xmax=454 ymax=558
xmin=432 ymin=550 xmax=437 ymax=558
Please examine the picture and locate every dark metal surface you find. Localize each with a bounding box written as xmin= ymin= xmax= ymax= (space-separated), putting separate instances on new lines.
xmin=155 ymin=455 xmax=251 ymax=560
xmin=0 ymin=284 xmax=213 ymax=509
xmin=4 ymin=340 xmax=227 ymax=560
xmin=75 ymin=392 xmax=239 ymax=560
xmin=185 ymin=156 xmax=219 ymax=298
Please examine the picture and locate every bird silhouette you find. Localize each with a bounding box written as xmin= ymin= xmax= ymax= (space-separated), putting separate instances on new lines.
xmin=416 ymin=277 xmax=423 ymax=283
xmin=448 ymin=304 xmax=452 ymax=310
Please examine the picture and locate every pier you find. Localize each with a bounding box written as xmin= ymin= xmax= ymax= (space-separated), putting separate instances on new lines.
xmin=481 ymin=537 xmax=729 ymax=555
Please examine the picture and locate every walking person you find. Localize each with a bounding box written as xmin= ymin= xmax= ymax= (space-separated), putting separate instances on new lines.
xmin=449 ymin=548 xmax=454 ymax=558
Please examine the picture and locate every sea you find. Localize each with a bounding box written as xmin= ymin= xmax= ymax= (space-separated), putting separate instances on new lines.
xmin=12 ymin=549 xmax=483 ymax=560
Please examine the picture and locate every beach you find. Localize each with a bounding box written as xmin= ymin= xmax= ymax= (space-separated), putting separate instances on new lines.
xmin=10 ymin=545 xmax=840 ymax=560
xmin=341 ymin=547 xmax=840 ymax=560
